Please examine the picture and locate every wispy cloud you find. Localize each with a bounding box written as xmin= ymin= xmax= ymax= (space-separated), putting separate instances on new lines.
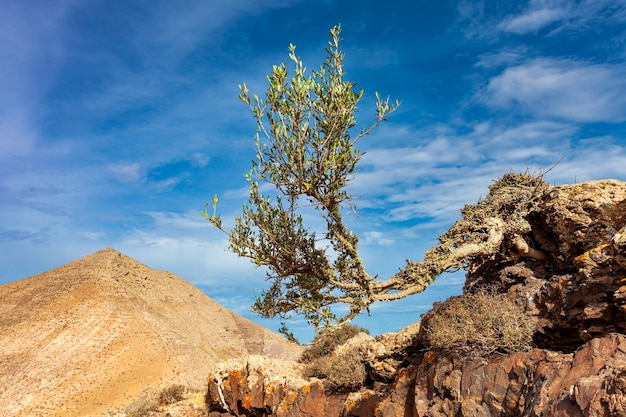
xmin=498 ymin=0 xmax=571 ymax=34
xmin=498 ymin=0 xmax=626 ymax=35
xmin=108 ymin=162 xmax=142 ymax=183
xmin=362 ymin=231 xmax=395 ymax=246
xmin=482 ymin=58 xmax=626 ymax=122
xmin=0 ymin=228 xmax=48 ymax=244
xmin=345 ymin=113 xmax=622 ymax=233
xmin=475 ymin=47 xmax=529 ymax=69
xmin=118 ymin=230 xmax=259 ymax=287
xmin=143 ymin=210 xmax=208 ymax=232
xmin=459 ymin=0 xmax=626 ymax=39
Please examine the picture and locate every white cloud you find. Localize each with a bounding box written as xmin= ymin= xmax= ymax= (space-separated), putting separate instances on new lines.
xmin=118 ymin=232 xmax=260 ymax=286
xmin=461 ymin=0 xmax=625 ymax=40
xmin=362 ymin=231 xmax=394 ymax=246
xmin=345 ymin=117 xmax=598 ymax=229
xmin=497 ymin=0 xmax=626 ymax=35
xmin=547 ymin=137 xmax=626 ymax=184
xmin=483 ymin=58 xmax=626 ymax=122
xmin=355 ymin=120 xmax=572 ymax=189
xmin=475 ymin=47 xmax=529 ymax=69
xmin=191 ymin=152 xmax=210 ymax=167
xmin=383 ymin=173 xmax=495 ymax=223
xmin=144 ymin=210 xmax=209 ymax=231
xmin=498 ymin=1 xmax=570 ymax=34
xmin=457 ymin=0 xmax=491 ymax=39
xmin=352 ymin=135 xmax=481 ymax=198
xmin=78 ymin=230 xmax=107 ymax=240
xmin=224 ymin=185 xmax=252 ymax=200
xmin=108 ymin=162 xmax=142 ymax=183
xmin=487 ymin=120 xmax=576 ymax=144
xmin=149 ymin=176 xmax=184 ymax=193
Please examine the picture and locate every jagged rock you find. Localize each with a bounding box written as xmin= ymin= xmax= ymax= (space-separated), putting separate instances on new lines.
xmin=208 ymin=334 xmax=626 ymax=416
xmin=467 ymin=180 xmax=626 ymax=351
xmin=334 ymin=322 xmax=422 ymax=383
xmin=538 ymin=180 xmax=626 ymax=263
xmin=206 ymin=356 xmax=347 ymax=416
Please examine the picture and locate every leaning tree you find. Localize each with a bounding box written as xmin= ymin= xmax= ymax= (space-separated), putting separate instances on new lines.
xmin=204 ymin=25 xmax=549 ymax=332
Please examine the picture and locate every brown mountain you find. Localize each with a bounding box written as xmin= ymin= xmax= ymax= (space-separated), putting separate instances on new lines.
xmin=0 ymin=248 xmax=301 ymax=417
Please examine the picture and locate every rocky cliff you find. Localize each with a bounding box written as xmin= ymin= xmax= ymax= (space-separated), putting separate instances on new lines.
xmin=206 ymin=179 xmax=626 ymax=417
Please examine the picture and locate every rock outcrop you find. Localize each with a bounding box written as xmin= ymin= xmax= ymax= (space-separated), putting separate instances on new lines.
xmin=208 ymin=333 xmax=626 ymax=416
xmin=467 ymin=180 xmax=626 ymax=351
xmin=375 ymin=333 xmax=626 ymax=417
xmin=206 ymin=179 xmax=626 ymax=417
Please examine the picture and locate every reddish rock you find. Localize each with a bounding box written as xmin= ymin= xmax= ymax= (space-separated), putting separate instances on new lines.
xmin=206 ymin=356 xmax=348 ymax=417
xmin=207 ymin=334 xmax=626 ymax=416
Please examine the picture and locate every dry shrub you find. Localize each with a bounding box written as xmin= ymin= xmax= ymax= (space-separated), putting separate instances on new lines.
xmin=187 ymin=391 xmax=208 ymax=411
xmin=302 ymin=348 xmax=366 ymax=391
xmin=420 ymin=290 xmax=535 ymax=353
xmin=158 ymin=383 xmax=187 ymax=405
xmin=124 ymin=394 xmax=159 ymax=417
xmin=300 ymin=323 xmax=369 ymax=363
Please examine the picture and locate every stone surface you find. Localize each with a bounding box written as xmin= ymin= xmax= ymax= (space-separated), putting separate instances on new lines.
xmin=207 ymin=334 xmax=626 ymax=416
xmin=206 ymin=356 xmax=348 ymax=417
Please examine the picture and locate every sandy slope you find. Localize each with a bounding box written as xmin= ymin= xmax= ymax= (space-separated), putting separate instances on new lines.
xmin=0 ymin=248 xmax=301 ymax=416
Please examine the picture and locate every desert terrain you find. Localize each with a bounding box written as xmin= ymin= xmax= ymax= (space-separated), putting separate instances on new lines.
xmin=0 ymin=248 xmax=300 ymax=416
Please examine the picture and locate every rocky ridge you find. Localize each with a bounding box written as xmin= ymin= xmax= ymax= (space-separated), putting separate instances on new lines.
xmin=206 ymin=179 xmax=626 ymax=416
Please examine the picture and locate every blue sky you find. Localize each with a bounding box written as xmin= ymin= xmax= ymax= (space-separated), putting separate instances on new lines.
xmin=2 ymin=0 xmax=625 ymax=341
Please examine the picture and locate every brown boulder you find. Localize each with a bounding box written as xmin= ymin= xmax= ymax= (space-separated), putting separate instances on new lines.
xmin=206 ymin=356 xmax=347 ymax=417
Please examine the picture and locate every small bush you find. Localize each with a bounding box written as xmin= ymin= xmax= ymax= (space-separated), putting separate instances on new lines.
xmin=420 ymin=290 xmax=535 ymax=353
xmin=158 ymin=384 xmax=187 ymax=405
xmin=302 ymin=348 xmax=366 ymax=391
xmin=124 ymin=395 xmax=159 ymax=417
xmin=300 ymin=323 xmax=369 ymax=363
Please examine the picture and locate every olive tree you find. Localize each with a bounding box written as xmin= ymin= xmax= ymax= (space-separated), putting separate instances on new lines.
xmin=204 ymin=25 xmax=549 ymax=331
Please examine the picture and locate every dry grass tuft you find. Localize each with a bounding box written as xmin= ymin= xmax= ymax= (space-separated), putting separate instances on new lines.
xmin=299 ymin=324 xmax=368 ymax=391
xmin=300 ymin=323 xmax=368 ymax=363
xmin=302 ymin=348 xmax=366 ymax=391
xmin=158 ymin=383 xmax=187 ymax=405
xmin=124 ymin=394 xmax=159 ymax=417
xmin=420 ymin=290 xmax=536 ymax=354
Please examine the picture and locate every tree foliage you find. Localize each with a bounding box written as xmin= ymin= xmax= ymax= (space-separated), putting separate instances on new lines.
xmin=204 ymin=25 xmax=551 ymax=332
